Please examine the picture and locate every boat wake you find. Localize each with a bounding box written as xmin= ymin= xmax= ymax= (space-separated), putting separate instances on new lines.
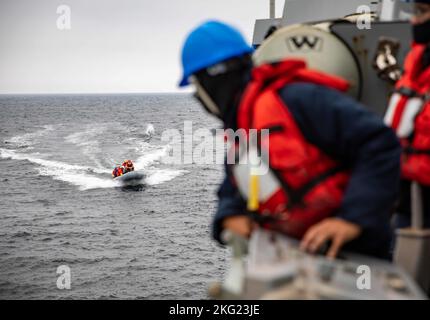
xmin=0 ymin=124 xmax=186 ymax=191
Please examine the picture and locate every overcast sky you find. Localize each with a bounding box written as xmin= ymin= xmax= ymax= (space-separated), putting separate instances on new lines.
xmin=0 ymin=0 xmax=285 ymax=94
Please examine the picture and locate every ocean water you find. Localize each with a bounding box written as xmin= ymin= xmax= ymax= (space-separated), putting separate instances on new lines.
xmin=0 ymin=93 xmax=228 ymax=299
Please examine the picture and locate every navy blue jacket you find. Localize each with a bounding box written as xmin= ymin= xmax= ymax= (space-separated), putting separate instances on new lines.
xmin=212 ymin=82 xmax=402 ymax=259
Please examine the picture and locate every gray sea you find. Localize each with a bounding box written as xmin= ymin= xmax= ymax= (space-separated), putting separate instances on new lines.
xmin=0 ymin=93 xmax=228 ymax=299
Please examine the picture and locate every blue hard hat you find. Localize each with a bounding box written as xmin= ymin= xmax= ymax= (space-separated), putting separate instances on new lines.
xmin=179 ymin=20 xmax=254 ymax=87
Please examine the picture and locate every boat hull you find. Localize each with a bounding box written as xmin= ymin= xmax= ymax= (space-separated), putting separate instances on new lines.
xmin=114 ymin=171 xmax=146 ymax=186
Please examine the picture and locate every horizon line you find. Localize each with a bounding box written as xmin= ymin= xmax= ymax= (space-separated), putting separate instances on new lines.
xmin=0 ymin=91 xmax=192 ymax=96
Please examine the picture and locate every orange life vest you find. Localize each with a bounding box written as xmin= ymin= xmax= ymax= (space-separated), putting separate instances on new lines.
xmin=114 ymin=167 xmax=123 ymax=177
xmin=229 ymin=59 xmax=351 ymax=239
xmin=123 ymin=160 xmax=133 ymax=170
xmin=384 ymin=44 xmax=430 ymax=186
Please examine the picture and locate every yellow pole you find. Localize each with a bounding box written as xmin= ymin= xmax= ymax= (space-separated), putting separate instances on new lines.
xmin=247 ymin=173 xmax=260 ymax=212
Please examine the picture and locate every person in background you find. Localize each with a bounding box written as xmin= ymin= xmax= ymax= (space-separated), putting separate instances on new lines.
xmin=179 ymin=20 xmax=401 ymax=259
xmin=384 ymin=0 xmax=430 ymax=229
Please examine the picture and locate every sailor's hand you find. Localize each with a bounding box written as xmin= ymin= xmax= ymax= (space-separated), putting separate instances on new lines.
xmin=300 ymin=218 xmax=362 ymax=259
xmin=222 ymin=215 xmax=253 ymax=239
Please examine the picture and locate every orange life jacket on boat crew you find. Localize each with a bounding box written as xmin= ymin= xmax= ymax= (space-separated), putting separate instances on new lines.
xmin=229 ymin=59 xmax=351 ymax=239
xmin=113 ymin=167 xmax=123 ymax=177
xmin=122 ymin=160 xmax=134 ymax=172
xmin=384 ymin=43 xmax=430 ymax=186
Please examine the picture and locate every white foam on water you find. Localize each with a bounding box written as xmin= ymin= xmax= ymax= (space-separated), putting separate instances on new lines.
xmin=145 ymin=169 xmax=187 ymax=186
xmin=0 ymin=149 xmax=107 ymax=174
xmin=65 ymin=126 xmax=106 ymax=146
xmin=0 ymin=144 xmax=187 ymax=190
xmin=134 ymin=145 xmax=170 ymax=168
xmin=38 ymin=169 xmax=118 ymax=190
xmin=65 ymin=126 xmax=106 ymax=170
xmin=134 ymin=144 xmax=187 ymax=186
xmin=144 ymin=123 xmax=155 ymax=136
xmin=1 ymin=123 xmax=186 ymax=190
xmin=5 ymin=125 xmax=54 ymax=148
xmin=0 ymin=148 xmax=113 ymax=190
